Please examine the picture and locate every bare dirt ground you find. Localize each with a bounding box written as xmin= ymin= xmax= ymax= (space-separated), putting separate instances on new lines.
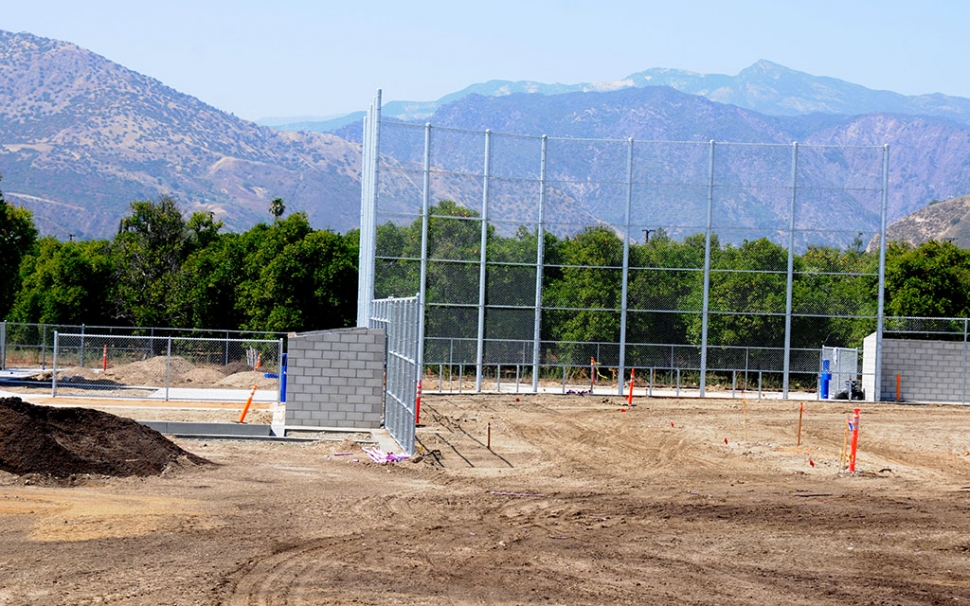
xmin=1 ymin=393 xmax=970 ymax=605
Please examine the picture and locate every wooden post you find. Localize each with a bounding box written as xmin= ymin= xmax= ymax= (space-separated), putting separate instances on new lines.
xmin=796 ymin=402 xmax=804 ymax=447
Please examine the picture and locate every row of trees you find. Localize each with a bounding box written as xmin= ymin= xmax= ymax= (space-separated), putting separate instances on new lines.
xmin=375 ymin=201 xmax=970 ymax=352
xmin=4 ymin=185 xmax=970 ymax=346
xmin=1 ymin=184 xmax=359 ymax=333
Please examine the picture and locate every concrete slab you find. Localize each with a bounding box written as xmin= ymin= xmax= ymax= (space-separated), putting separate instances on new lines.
xmin=147 ymin=387 xmax=280 ymax=402
xmin=139 ymin=420 xmax=274 ymax=437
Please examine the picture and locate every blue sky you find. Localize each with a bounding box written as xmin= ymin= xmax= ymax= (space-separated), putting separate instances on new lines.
xmin=2 ymin=0 xmax=966 ymax=122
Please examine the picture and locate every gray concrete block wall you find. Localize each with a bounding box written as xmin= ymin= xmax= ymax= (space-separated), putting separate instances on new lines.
xmin=863 ymin=334 xmax=969 ymax=403
xmin=285 ymin=327 xmax=385 ymax=429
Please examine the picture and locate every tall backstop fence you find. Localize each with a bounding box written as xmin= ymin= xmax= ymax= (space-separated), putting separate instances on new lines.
xmin=357 ymin=91 xmax=893 ymax=400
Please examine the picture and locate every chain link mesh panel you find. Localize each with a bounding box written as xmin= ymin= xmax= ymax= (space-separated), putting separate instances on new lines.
xmin=51 ymin=333 xmax=282 ymax=402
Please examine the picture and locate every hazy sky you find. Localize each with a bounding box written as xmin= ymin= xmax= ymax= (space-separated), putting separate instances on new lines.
xmin=2 ymin=0 xmax=966 ymax=122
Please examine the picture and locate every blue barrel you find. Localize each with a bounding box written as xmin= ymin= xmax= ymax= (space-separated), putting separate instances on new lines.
xmin=280 ymin=352 xmax=288 ymax=403
xmin=820 ymin=359 xmax=831 ymax=399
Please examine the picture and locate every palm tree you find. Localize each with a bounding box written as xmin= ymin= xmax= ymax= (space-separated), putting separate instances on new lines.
xmin=269 ymin=197 xmax=286 ymax=221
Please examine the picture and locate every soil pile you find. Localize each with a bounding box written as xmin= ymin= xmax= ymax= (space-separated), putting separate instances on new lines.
xmin=0 ymin=397 xmax=210 ymax=478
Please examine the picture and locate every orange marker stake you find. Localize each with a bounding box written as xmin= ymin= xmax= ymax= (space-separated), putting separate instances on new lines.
xmin=102 ymin=344 xmax=108 ymax=372
xmin=238 ymin=384 xmax=258 ymax=423
xmin=627 ymin=368 xmax=635 ymax=406
xmin=848 ymin=408 xmax=861 ymax=473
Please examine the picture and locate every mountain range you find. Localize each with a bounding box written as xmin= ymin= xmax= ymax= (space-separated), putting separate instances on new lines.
xmin=4 ymin=29 xmax=970 ymax=242
xmin=272 ymin=60 xmax=970 ymax=132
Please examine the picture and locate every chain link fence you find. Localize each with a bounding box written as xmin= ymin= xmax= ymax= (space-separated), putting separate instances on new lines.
xmin=0 ymin=324 xmax=285 ymax=404
xmin=49 ymin=333 xmax=284 ymax=403
xmin=0 ymin=322 xmax=286 ymax=372
xmin=369 ymin=297 xmax=420 ymax=454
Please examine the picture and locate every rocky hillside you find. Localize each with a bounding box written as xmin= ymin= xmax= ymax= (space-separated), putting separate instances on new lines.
xmin=877 ymin=195 xmax=970 ymax=249
xmin=0 ymin=30 xmax=362 ymax=239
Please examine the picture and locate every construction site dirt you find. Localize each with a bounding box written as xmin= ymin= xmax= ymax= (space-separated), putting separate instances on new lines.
xmin=1 ymin=393 xmax=969 ymax=605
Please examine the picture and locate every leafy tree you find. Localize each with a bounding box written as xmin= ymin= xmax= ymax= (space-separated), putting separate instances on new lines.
xmin=544 ymin=226 xmax=624 ymax=346
xmin=684 ymin=237 xmax=789 ymax=347
xmin=9 ymin=237 xmax=114 ymax=325
xmin=174 ymin=232 xmax=244 ymax=330
xmin=235 ymin=213 xmax=358 ymax=332
xmin=885 ymin=240 xmax=970 ymax=317
xmin=0 ymin=176 xmax=38 ymax=319
xmin=111 ymin=197 xmax=196 ymax=327
xmin=625 ymin=230 xmax=706 ymax=346
xmin=792 ymin=244 xmax=878 ymax=348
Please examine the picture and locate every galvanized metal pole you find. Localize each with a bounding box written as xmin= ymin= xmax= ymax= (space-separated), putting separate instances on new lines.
xmin=417 ymin=124 xmax=432 ymax=396
xmin=782 ymin=142 xmax=798 ymax=399
xmin=165 ymin=337 xmax=172 ymax=402
xmin=532 ymin=135 xmax=548 ymax=392
xmin=357 ymin=90 xmax=382 ymax=327
xmin=874 ymin=144 xmax=889 ymax=402
xmin=51 ymin=331 xmax=59 ymax=397
xmin=476 ymin=130 xmax=491 ymax=392
xmin=618 ymin=138 xmax=635 ymax=395
xmin=960 ymin=318 xmax=967 ymax=404
xmin=699 ymin=141 xmax=716 ymax=397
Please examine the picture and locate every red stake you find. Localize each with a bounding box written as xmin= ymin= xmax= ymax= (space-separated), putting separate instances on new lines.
xmin=415 ymin=380 xmax=422 ymax=426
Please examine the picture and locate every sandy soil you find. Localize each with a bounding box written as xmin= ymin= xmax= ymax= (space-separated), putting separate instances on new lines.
xmin=1 ymin=393 xmax=970 ymax=605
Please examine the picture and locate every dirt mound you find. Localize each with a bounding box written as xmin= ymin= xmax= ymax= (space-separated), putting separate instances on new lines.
xmin=180 ymin=368 xmax=226 ymax=385
xmin=107 ymin=356 xmax=197 ymax=385
xmin=221 ymin=360 xmax=253 ymax=376
xmin=0 ymin=397 xmax=210 ymax=479
xmin=217 ymin=371 xmax=279 ymax=389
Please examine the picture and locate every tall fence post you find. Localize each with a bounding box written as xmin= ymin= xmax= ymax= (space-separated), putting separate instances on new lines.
xmin=618 ymin=137 xmax=634 ymax=395
xmin=532 ymin=135 xmax=548 ymax=392
xmin=0 ymin=320 xmax=6 ymax=370
xmin=783 ymin=142 xmax=798 ymax=399
xmin=699 ymin=140 xmax=716 ymax=397
xmin=417 ymin=123 xmax=431 ymax=403
xmin=874 ymin=144 xmax=890 ymax=402
xmin=357 ymin=89 xmax=381 ymax=328
xmin=476 ymin=129 xmax=491 ymax=392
